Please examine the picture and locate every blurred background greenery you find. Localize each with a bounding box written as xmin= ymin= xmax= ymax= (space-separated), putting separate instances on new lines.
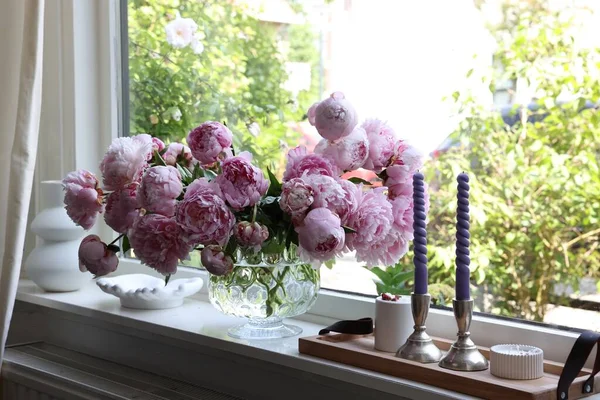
xmin=127 ymin=0 xmax=600 ymax=327
xmin=128 ymin=0 xmax=320 ymax=175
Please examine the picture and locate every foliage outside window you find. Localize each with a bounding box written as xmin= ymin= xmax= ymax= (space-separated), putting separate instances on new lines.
xmin=423 ymin=1 xmax=600 ymax=322
xmin=127 ymin=0 xmax=600 ymax=329
xmin=128 ymin=0 xmax=319 ymax=174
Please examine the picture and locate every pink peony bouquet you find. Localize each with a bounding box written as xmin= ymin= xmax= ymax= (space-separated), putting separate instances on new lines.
xmin=63 ymin=92 xmax=424 ymax=280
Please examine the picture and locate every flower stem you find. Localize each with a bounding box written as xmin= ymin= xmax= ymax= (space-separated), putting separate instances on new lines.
xmin=252 ymin=204 xmax=258 ymax=223
xmin=108 ymin=234 xmax=124 ymax=246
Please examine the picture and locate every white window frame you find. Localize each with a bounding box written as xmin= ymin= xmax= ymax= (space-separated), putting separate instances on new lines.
xmin=33 ymin=0 xmax=595 ymax=369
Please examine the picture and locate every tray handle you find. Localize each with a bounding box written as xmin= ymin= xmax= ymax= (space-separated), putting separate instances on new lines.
xmin=557 ymin=330 xmax=600 ymax=400
xmin=318 ymin=318 xmax=374 ymax=335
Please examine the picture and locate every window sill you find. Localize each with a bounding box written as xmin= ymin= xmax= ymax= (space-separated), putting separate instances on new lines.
xmin=113 ymin=258 xmax=588 ymax=368
xmin=14 ymin=279 xmax=472 ymax=400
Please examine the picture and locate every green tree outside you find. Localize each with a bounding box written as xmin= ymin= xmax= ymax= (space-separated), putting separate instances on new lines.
xmin=127 ymin=0 xmax=319 ymax=172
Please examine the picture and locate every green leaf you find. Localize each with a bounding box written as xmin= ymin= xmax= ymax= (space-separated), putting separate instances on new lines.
xmin=266 ymin=167 xmax=282 ymax=196
xmin=347 ymin=177 xmax=372 ymax=185
xmin=260 ymin=196 xmax=279 ymax=205
xmin=343 ymin=226 xmax=357 ymax=234
xmin=285 ymin=222 xmax=298 ymax=248
xmin=204 ymin=169 xmax=218 ymax=181
xmin=153 ymin=150 xmax=167 ymax=166
xmin=390 ymin=270 xmax=414 ymax=286
xmin=164 ymin=274 xmax=171 ymax=286
xmin=192 ymin=163 xmax=204 ymax=179
xmin=324 ymin=259 xmax=336 ymax=269
xmin=369 ymin=266 xmax=391 ymax=283
xmin=121 ymin=235 xmax=131 ymax=254
xmin=224 ymin=239 xmax=238 ymax=259
xmin=176 ymin=163 xmax=191 ymax=183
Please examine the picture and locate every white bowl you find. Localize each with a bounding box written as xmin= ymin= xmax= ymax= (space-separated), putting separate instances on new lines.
xmin=96 ymin=274 xmax=203 ymax=310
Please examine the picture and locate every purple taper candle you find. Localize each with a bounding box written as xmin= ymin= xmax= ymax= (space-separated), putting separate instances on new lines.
xmin=455 ymin=173 xmax=471 ymax=301
xmin=412 ymin=172 xmax=428 ymax=295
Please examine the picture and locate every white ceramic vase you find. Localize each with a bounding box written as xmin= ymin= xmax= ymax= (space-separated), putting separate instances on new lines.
xmin=25 ymin=180 xmax=90 ymax=292
xmin=374 ymin=295 xmax=414 ymax=352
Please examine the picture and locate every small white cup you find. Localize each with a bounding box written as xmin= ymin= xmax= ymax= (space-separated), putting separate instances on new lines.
xmin=374 ymin=295 xmax=414 ymax=352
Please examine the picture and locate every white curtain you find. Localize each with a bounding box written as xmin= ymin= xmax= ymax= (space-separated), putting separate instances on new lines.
xmin=0 ymin=0 xmax=45 ymax=371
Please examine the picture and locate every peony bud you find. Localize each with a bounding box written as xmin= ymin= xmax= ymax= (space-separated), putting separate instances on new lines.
xmin=309 ymin=92 xmax=358 ymax=141
xmin=163 ymin=143 xmax=194 ymax=168
xmin=201 ymin=246 xmax=234 ymax=276
xmin=78 ymin=235 xmax=119 ymax=277
xmin=234 ymin=221 xmax=269 ymax=252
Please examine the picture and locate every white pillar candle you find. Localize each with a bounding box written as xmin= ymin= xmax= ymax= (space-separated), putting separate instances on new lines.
xmin=374 ymin=295 xmax=414 ymax=352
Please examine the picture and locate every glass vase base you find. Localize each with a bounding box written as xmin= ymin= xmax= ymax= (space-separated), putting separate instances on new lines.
xmin=228 ymin=322 xmax=302 ymax=340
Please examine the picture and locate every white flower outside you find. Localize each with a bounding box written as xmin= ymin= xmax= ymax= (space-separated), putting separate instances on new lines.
xmin=165 ymin=12 xmax=198 ymax=49
xmin=190 ymin=34 xmax=204 ymax=54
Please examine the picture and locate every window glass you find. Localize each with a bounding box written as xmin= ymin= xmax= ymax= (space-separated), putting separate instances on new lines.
xmin=127 ymin=0 xmax=600 ymax=331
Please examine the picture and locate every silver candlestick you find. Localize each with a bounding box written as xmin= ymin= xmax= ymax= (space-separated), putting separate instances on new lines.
xmin=396 ymin=293 xmax=442 ymax=363
xmin=439 ymin=299 xmax=489 ymax=371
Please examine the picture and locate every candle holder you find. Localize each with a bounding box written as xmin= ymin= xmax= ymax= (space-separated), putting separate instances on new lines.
xmin=396 ymin=293 xmax=442 ymax=363
xmin=439 ymin=299 xmax=489 ymax=371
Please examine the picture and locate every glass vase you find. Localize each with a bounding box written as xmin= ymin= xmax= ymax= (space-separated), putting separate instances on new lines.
xmin=208 ymin=247 xmax=320 ymax=339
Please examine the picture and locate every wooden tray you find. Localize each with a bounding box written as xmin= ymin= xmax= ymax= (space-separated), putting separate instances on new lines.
xmin=299 ymin=333 xmax=598 ymax=400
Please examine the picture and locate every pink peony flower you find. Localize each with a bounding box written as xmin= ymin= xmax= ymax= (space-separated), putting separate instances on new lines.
xmin=390 ymin=194 xmax=414 ymax=241
xmin=385 ymin=168 xmax=413 ymax=199
xmin=163 ymin=142 xmax=194 ymax=168
xmin=345 ymin=187 xmax=394 ymax=260
xmin=336 ymin=179 xmax=360 ymax=224
xmin=137 ymin=166 xmax=182 ymax=217
xmin=283 ymin=146 xmax=339 ymax=182
xmin=304 ymin=175 xmax=356 ymax=225
xmin=280 ymin=178 xmax=314 ymax=222
xmin=185 ymin=177 xmax=222 ymax=198
xmin=309 ymin=92 xmax=358 ymax=141
xmin=361 ymin=119 xmax=398 ymax=172
xmin=176 ymin=183 xmax=235 ymax=246
xmin=315 ymin=126 xmax=369 ymax=171
xmin=63 ymin=170 xmax=104 ymax=230
xmin=215 ymin=151 xmax=268 ymax=210
xmin=187 ymin=121 xmax=233 ymax=165
xmin=100 ymin=137 xmax=153 ymax=190
xmin=132 ymin=134 xmax=164 ymax=159
xmin=104 ymin=183 xmax=139 ymax=233
xmin=128 ymin=214 xmax=191 ymax=275
xmin=296 ymin=208 xmax=345 ymax=264
xmin=399 ymin=145 xmax=424 ymax=172
xmin=358 ymin=228 xmax=409 ymax=267
xmin=201 ymin=246 xmax=234 ymax=276
xmin=234 ymin=221 xmax=269 ymax=252
xmin=78 ymin=235 xmax=119 ymax=277
xmin=385 ymin=146 xmax=423 ymax=199
xmin=152 ymin=137 xmax=166 ymax=152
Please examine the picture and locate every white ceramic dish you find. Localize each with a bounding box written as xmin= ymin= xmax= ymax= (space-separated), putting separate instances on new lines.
xmin=96 ymin=274 xmax=204 ymax=310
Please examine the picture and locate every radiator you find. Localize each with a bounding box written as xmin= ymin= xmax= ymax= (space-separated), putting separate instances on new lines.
xmin=2 ymin=343 xmax=243 ymax=400
xmin=1 ymin=381 xmax=59 ymax=400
